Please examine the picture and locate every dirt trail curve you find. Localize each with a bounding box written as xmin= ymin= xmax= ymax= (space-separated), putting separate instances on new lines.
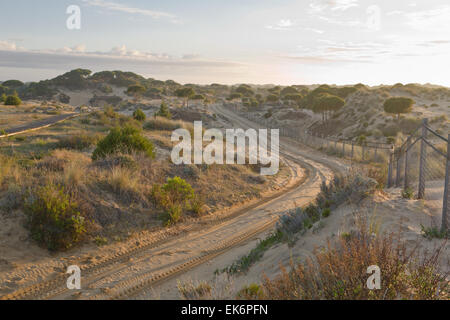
xmin=0 ymin=113 xmax=79 ymax=138
xmin=0 ymin=105 xmax=348 ymax=300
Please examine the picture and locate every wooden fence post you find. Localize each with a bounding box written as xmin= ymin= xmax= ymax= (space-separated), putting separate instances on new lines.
xmin=418 ymin=119 xmax=428 ymax=199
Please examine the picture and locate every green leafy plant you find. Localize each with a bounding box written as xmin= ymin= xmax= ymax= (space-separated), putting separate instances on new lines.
xmin=133 ymin=108 xmax=146 ymax=121
xmin=92 ymin=126 xmax=155 ymax=160
xmin=4 ymin=95 xmax=22 ymax=106
xmin=237 ymin=283 xmax=264 ymax=299
xmin=402 ymin=187 xmax=414 ymax=199
xmin=322 ymin=208 xmax=331 ymax=218
xmin=155 ymin=102 xmax=172 ymax=119
xmin=152 ymin=176 xmax=198 ymax=226
xmin=420 ymin=225 xmax=449 ymax=240
xmin=25 ymin=184 xmax=86 ymax=251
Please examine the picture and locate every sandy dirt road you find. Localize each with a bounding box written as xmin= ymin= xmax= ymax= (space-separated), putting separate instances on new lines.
xmin=1 ymin=104 xmax=348 ymax=300
xmin=0 ymin=113 xmax=79 ymax=138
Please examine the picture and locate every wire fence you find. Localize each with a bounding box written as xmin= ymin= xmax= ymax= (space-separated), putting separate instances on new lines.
xmin=229 ymin=105 xmax=394 ymax=166
xmin=224 ymin=104 xmax=449 ymax=232
xmin=389 ymin=119 xmax=449 ymax=232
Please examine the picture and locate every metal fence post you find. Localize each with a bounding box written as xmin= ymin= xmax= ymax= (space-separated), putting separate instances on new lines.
xmin=441 ymin=134 xmax=450 ymax=232
xmin=396 ymin=152 xmax=401 ymax=187
xmin=404 ymin=138 xmax=411 ymax=190
xmin=351 ymin=142 xmax=354 ymax=160
xmin=342 ymin=141 xmax=345 ymax=158
xmin=418 ymin=119 xmax=428 ymax=199
xmin=374 ymin=147 xmax=378 ymax=162
xmin=388 ymin=150 xmax=394 ymax=188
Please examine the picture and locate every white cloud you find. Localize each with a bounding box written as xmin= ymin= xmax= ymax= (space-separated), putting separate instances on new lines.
xmin=60 ymin=44 xmax=87 ymax=54
xmin=387 ymin=5 xmax=450 ymax=31
xmin=82 ymin=0 xmax=179 ymax=22
xmin=266 ymin=19 xmax=295 ymax=30
xmin=309 ymin=0 xmax=359 ymax=13
xmin=0 ymin=42 xmax=237 ymax=74
xmin=266 ymin=19 xmax=324 ymax=33
xmin=308 ymin=0 xmax=361 ymax=27
xmin=0 ymin=40 xmax=18 ymax=51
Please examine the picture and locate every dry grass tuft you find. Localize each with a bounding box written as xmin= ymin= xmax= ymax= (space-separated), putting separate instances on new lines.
xmin=254 ymin=221 xmax=449 ymax=300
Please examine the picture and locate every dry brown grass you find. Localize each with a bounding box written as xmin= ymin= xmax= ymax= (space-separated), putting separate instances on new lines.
xmin=144 ymin=116 xmax=194 ymax=133
xmin=0 ymin=110 xmax=284 ymax=250
xmin=252 ymin=222 xmax=449 ymax=300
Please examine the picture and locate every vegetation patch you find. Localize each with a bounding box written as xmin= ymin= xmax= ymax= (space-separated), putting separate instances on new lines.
xmin=24 ymin=184 xmax=87 ymax=251
xmin=246 ymin=224 xmax=448 ymax=300
xmin=92 ymin=126 xmax=155 ymax=160
xmin=221 ymin=174 xmax=377 ymax=275
xmin=151 ymin=176 xmax=202 ymax=226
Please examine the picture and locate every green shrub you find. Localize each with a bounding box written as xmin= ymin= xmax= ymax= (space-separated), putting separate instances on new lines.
xmin=322 ymin=208 xmax=331 ymax=218
xmin=0 ymin=93 xmax=6 ymax=103
xmin=92 ymin=126 xmax=155 ymax=160
xmin=133 ymin=108 xmax=146 ymax=121
xmin=155 ymin=102 xmax=172 ymax=119
xmin=4 ymin=95 xmax=22 ymax=106
xmin=152 ymin=176 xmax=197 ymax=226
xmin=103 ymin=105 xmax=119 ymax=119
xmin=94 ymin=236 xmax=108 ymax=246
xmin=421 ymin=225 xmax=449 ymax=240
xmin=237 ymin=283 xmax=264 ymax=299
xmin=401 ymin=187 xmax=414 ymax=199
xmin=25 ymin=184 xmax=86 ymax=251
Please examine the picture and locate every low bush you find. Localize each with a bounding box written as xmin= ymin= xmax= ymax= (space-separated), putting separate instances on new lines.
xmin=401 ymin=187 xmax=414 ymax=199
xmin=133 ymin=108 xmax=146 ymax=121
xmin=237 ymin=283 xmax=264 ymax=299
xmin=24 ymin=184 xmax=86 ymax=251
xmin=155 ymin=102 xmax=172 ymax=119
xmin=420 ymin=225 xmax=449 ymax=240
xmin=222 ymin=174 xmax=378 ymax=274
xmin=152 ymin=176 xmax=201 ymax=226
xmin=178 ymin=281 xmax=212 ymax=300
xmin=4 ymin=95 xmax=22 ymax=106
xmin=92 ymin=126 xmax=155 ymax=160
xmin=255 ymin=225 xmax=448 ymax=300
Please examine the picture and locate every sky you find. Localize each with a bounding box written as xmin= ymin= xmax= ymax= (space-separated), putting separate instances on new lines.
xmin=0 ymin=0 xmax=449 ymax=86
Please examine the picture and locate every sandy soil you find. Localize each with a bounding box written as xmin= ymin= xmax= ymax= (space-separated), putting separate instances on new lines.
xmin=1 ymin=102 xmax=445 ymax=300
xmin=0 ymin=101 xmax=347 ymax=300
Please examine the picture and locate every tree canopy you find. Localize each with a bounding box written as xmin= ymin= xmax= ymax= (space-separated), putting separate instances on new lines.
xmin=383 ymin=97 xmax=414 ymax=120
xmin=280 ymin=86 xmax=299 ymax=96
xmin=266 ymin=94 xmax=279 ymax=103
xmin=2 ymin=80 xmax=24 ymax=88
xmin=175 ymin=87 xmax=195 ymax=107
xmin=235 ymin=85 xmax=254 ymax=97
xmin=126 ymin=85 xmax=146 ymax=100
xmin=312 ymin=93 xmax=345 ymax=122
